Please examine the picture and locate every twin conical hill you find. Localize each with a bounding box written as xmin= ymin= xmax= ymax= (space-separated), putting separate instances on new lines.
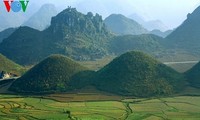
xmin=96 ymin=51 xmax=185 ymax=97
xmin=185 ymin=61 xmax=200 ymax=88
xmin=9 ymin=51 xmax=186 ymax=97
xmin=9 ymin=54 xmax=88 ymax=93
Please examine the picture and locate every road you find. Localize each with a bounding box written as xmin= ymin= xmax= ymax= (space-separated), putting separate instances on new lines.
xmin=164 ymin=61 xmax=199 ymax=65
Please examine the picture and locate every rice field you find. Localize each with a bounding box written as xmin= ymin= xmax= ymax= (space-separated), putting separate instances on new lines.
xmin=0 ymin=95 xmax=200 ymax=120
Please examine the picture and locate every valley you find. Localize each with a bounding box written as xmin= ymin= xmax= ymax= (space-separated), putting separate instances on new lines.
xmin=0 ymin=57 xmax=199 ymax=119
xmin=1 ymin=1 xmax=200 ymax=120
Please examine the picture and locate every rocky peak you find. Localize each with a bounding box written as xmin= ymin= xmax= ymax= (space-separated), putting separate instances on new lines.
xmin=49 ymin=7 xmax=108 ymax=37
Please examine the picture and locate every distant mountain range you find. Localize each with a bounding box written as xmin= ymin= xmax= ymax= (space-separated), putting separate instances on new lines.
xmin=129 ymin=13 xmax=169 ymax=32
xmin=104 ymin=14 xmax=148 ymax=35
xmin=150 ymin=29 xmax=173 ymax=38
xmin=0 ymin=4 xmax=58 ymax=32
xmin=104 ymin=14 xmax=172 ymax=37
xmin=109 ymin=34 xmax=164 ymax=55
xmin=23 ymin=4 xmax=58 ymax=31
xmin=0 ymin=4 xmax=26 ymax=32
xmin=1 ymin=5 xmax=200 ymax=65
xmin=166 ymin=6 xmax=200 ymax=55
xmin=0 ymin=7 xmax=111 ymax=65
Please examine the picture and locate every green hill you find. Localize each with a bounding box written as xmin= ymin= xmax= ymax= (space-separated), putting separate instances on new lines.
xmin=95 ymin=51 xmax=185 ymax=97
xmin=0 ymin=54 xmax=25 ymax=76
xmin=166 ymin=6 xmax=200 ymax=55
xmin=109 ymin=34 xmax=165 ymax=56
xmin=0 ymin=7 xmax=111 ymax=65
xmin=9 ymin=54 xmax=88 ymax=93
xmin=0 ymin=28 xmax=16 ymax=43
xmin=104 ymin=14 xmax=148 ymax=35
xmin=185 ymin=61 xmax=200 ymax=88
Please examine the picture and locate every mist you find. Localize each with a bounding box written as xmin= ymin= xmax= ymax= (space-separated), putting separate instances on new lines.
xmin=29 ymin=0 xmax=200 ymax=29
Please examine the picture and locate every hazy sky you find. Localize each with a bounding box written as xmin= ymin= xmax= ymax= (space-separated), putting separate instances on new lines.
xmin=30 ymin=0 xmax=200 ymax=29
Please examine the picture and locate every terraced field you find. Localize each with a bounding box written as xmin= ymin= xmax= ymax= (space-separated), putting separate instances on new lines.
xmin=0 ymin=95 xmax=200 ymax=120
xmin=126 ymin=96 xmax=200 ymax=120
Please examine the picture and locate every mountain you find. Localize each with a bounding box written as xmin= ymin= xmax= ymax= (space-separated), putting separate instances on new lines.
xmin=166 ymin=6 xmax=200 ymax=55
xmin=23 ymin=4 xmax=57 ymax=31
xmin=104 ymin=14 xmax=148 ymax=35
xmin=0 ymin=7 xmax=25 ymax=32
xmin=109 ymin=34 xmax=164 ymax=56
xmin=185 ymin=61 xmax=200 ymax=88
xmin=150 ymin=29 xmax=173 ymax=38
xmin=0 ymin=28 xmax=17 ymax=43
xmin=128 ymin=13 xmax=145 ymax=25
xmin=144 ymin=20 xmax=169 ymax=32
xmin=9 ymin=54 xmax=88 ymax=93
xmin=129 ymin=14 xmax=169 ymax=31
xmin=0 ymin=27 xmax=43 ymax=65
xmin=0 ymin=7 xmax=111 ymax=65
xmin=95 ymin=51 xmax=185 ymax=97
xmin=0 ymin=54 xmax=25 ymax=76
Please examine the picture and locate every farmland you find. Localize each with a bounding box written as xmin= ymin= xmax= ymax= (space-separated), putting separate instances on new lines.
xmin=0 ymin=94 xmax=200 ymax=120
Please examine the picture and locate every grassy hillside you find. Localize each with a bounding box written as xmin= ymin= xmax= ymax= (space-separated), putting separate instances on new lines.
xmin=0 ymin=28 xmax=16 ymax=43
xmin=9 ymin=54 xmax=88 ymax=93
xmin=185 ymin=61 xmax=200 ymax=88
xmin=0 ymin=54 xmax=25 ymax=76
xmin=166 ymin=6 xmax=200 ymax=56
xmin=109 ymin=34 xmax=165 ymax=56
xmin=96 ymin=51 xmax=185 ymax=97
xmin=104 ymin=14 xmax=148 ymax=35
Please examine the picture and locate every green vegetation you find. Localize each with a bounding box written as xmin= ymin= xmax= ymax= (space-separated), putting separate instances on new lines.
xmin=150 ymin=29 xmax=173 ymax=38
xmin=9 ymin=51 xmax=187 ymax=97
xmin=0 ymin=7 xmax=111 ymax=65
xmin=1 ymin=6 xmax=198 ymax=66
xmin=109 ymin=34 xmax=164 ymax=56
xmin=0 ymin=26 xmax=42 ymax=65
xmin=185 ymin=61 xmax=200 ymax=88
xmin=166 ymin=62 xmax=196 ymax=73
xmin=78 ymin=56 xmax=115 ymax=71
xmin=96 ymin=51 xmax=185 ymax=97
xmin=166 ymin=6 xmax=200 ymax=56
xmin=9 ymin=54 xmax=88 ymax=93
xmin=126 ymin=96 xmax=200 ymax=120
xmin=104 ymin=14 xmax=148 ymax=35
xmin=0 ymin=94 xmax=200 ymax=120
xmin=0 ymin=54 xmax=25 ymax=76
xmin=0 ymin=28 xmax=16 ymax=43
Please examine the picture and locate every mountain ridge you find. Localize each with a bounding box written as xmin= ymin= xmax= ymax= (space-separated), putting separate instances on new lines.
xmin=0 ymin=7 xmax=112 ymax=65
xmin=104 ymin=14 xmax=148 ymax=35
